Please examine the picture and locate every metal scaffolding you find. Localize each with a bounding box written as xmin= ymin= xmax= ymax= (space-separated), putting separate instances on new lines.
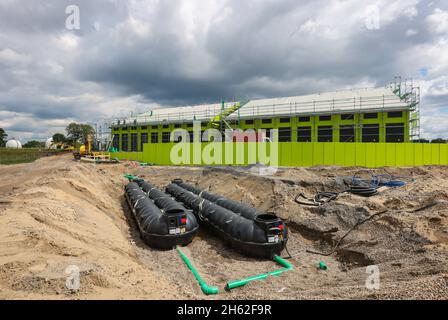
xmin=389 ymin=76 xmax=421 ymax=141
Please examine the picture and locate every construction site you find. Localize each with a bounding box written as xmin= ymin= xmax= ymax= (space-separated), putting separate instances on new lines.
xmin=0 ymin=79 xmax=447 ymax=300
xmin=0 ymin=155 xmax=447 ymax=299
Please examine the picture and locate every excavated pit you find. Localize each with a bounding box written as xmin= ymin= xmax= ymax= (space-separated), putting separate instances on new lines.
xmin=0 ymin=155 xmax=447 ymax=299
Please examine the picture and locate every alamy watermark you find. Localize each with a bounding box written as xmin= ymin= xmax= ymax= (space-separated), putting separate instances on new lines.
xmin=167 ymin=122 xmax=279 ymax=175
xmin=365 ymin=265 xmax=380 ymax=290
xmin=65 ymin=5 xmax=80 ymax=30
xmin=364 ymin=5 xmax=381 ymax=30
xmin=65 ymin=265 xmax=80 ymax=291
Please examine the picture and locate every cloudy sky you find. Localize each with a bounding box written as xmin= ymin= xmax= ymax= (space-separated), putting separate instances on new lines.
xmin=0 ymin=0 xmax=447 ymax=141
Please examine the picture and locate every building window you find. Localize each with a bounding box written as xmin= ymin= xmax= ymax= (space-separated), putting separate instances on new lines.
xmin=151 ymin=132 xmax=158 ymax=143
xmin=298 ymin=116 xmax=310 ymax=122
xmin=187 ymin=123 xmax=193 ymax=128
xmin=318 ymin=126 xmax=333 ymax=142
xmin=341 ymin=114 xmax=355 ymax=120
xmin=297 ymin=127 xmax=312 ymax=142
xmin=121 ymin=134 xmax=128 ymax=151
xmin=364 ymin=113 xmax=378 ymax=119
xmin=172 ymin=130 xmax=190 ymax=143
xmin=112 ymin=134 xmax=120 ymax=150
xmin=278 ymin=127 xmax=291 ymax=142
xmin=201 ymin=122 xmax=208 ymax=127
xmin=113 ymin=127 xmax=120 ymax=132
xmin=174 ymin=124 xmax=181 ymax=128
xmin=362 ymin=124 xmax=379 ymax=142
xmin=263 ymin=128 xmax=273 ymax=140
xmin=262 ymin=118 xmax=272 ymax=124
xmin=279 ymin=117 xmax=290 ymax=123
xmin=141 ymin=126 xmax=147 ymax=130
xmin=131 ymin=126 xmax=137 ymax=130
xmin=162 ymin=132 xmax=171 ymax=143
xmin=152 ymin=125 xmax=158 ymax=130
xmin=162 ymin=124 xmax=169 ymax=129
xmin=245 ymin=119 xmax=254 ymax=125
xmin=388 ymin=111 xmax=403 ymax=118
xmin=340 ymin=125 xmax=355 ymax=142
xmin=319 ymin=115 xmax=332 ymax=121
xmin=386 ymin=123 xmax=405 ymax=143
xmin=172 ymin=132 xmax=182 ymax=142
xmin=140 ymin=133 xmax=148 ymax=151
xmin=131 ymin=133 xmax=138 ymax=152
xmin=123 ymin=127 xmax=128 ymax=131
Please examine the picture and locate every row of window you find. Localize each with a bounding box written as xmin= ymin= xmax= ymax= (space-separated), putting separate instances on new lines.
xmin=113 ymin=124 xmax=406 ymax=151
xmin=295 ymin=124 xmax=404 ymax=143
xmin=113 ymin=132 xmax=192 ymax=151
xmin=255 ymin=124 xmax=404 ymax=143
xmin=114 ymin=122 xmax=209 ymax=132
xmin=256 ymin=111 xmax=403 ymax=124
xmin=113 ymin=112 xmax=405 ymax=132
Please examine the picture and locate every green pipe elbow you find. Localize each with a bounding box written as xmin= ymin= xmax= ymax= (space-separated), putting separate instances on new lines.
xmin=225 ymin=255 xmax=293 ymax=291
xmin=274 ymin=255 xmax=294 ymax=270
xmin=176 ymin=247 xmax=219 ymax=295
xmin=199 ymin=280 xmax=219 ymax=295
xmin=124 ymin=174 xmax=138 ymax=181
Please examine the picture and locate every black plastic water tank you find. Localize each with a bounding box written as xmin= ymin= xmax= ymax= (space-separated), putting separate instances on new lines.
xmin=166 ymin=182 xmax=288 ymax=258
xmin=125 ymin=182 xmax=199 ymax=250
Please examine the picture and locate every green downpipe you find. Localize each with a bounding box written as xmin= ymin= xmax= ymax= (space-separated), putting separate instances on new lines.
xmin=225 ymin=255 xmax=293 ymax=290
xmin=176 ymin=246 xmax=219 ymax=295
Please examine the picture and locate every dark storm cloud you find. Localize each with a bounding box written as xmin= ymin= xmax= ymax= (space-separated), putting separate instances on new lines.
xmin=77 ymin=0 xmax=442 ymax=102
xmin=0 ymin=0 xmax=447 ymax=140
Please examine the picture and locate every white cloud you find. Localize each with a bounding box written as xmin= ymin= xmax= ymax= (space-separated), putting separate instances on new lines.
xmin=0 ymin=48 xmax=29 ymax=65
xmin=427 ymin=8 xmax=448 ymax=34
xmin=53 ymin=32 xmax=79 ymax=51
xmin=421 ymin=115 xmax=448 ymax=139
xmin=406 ymin=28 xmax=419 ymax=36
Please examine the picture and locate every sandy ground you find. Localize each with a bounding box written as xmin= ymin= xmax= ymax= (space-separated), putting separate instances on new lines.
xmin=0 ymin=154 xmax=447 ymax=300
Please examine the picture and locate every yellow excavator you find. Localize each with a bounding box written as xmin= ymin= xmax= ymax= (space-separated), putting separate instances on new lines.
xmin=55 ymin=143 xmax=75 ymax=151
xmin=73 ymin=133 xmax=92 ymax=160
xmin=73 ymin=134 xmax=118 ymax=163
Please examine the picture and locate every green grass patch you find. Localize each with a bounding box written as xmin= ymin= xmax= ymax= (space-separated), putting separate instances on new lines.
xmin=0 ymin=148 xmax=65 ymax=165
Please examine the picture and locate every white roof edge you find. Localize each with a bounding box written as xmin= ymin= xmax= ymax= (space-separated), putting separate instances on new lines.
xmin=112 ymin=86 xmax=408 ymax=125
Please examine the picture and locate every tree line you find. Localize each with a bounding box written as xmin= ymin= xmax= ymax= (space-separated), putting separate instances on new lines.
xmin=0 ymin=123 xmax=95 ymax=148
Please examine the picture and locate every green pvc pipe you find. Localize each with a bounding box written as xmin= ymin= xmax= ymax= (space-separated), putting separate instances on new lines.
xmin=225 ymin=255 xmax=293 ymax=290
xmin=319 ymin=261 xmax=328 ymax=270
xmin=124 ymin=174 xmax=138 ymax=181
xmin=176 ymin=247 xmax=219 ymax=295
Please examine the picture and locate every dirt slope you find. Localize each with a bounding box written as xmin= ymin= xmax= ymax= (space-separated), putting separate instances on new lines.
xmin=0 ymin=155 xmax=447 ymax=299
xmin=0 ymin=155 xmax=178 ymax=299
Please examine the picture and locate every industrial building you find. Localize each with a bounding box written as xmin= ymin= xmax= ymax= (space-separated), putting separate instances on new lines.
xmin=110 ymin=80 xmax=420 ymax=152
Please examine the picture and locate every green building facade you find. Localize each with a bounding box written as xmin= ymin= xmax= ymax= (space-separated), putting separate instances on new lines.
xmin=110 ymin=84 xmax=418 ymax=153
xmin=111 ymin=109 xmax=410 ymax=153
xmin=106 ymin=84 xmax=448 ymax=168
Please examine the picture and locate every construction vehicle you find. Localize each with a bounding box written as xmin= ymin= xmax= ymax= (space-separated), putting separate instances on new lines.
xmin=73 ymin=134 xmax=118 ymax=163
xmin=45 ymin=138 xmax=74 ymax=151
xmin=56 ymin=143 xmax=74 ymax=151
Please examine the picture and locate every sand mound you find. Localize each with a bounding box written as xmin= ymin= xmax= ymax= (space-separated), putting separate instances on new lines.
xmin=1 ymin=155 xmax=447 ymax=300
xmin=0 ymin=155 xmax=178 ymax=299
